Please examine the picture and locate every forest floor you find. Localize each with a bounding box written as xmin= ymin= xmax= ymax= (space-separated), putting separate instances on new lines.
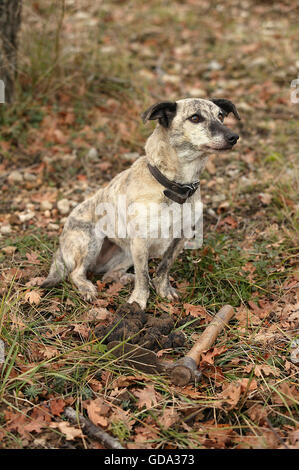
xmin=0 ymin=0 xmax=298 ymax=449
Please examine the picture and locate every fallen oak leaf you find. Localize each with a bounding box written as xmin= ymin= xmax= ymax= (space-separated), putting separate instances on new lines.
xmin=4 ymin=410 xmax=29 ymax=437
xmin=134 ymin=385 xmax=161 ymax=410
xmin=218 ymin=378 xmax=258 ymax=410
xmin=88 ymin=379 xmax=103 ymax=392
xmin=202 ymin=365 xmax=227 ymax=385
xmin=219 ymin=381 xmax=242 ymax=409
xmin=97 ymin=161 xmax=112 ymax=172
xmin=81 ymin=307 xmax=111 ymax=323
xmin=24 ymin=290 xmax=42 ymax=305
xmin=133 ymin=425 xmax=159 ymax=446
xmin=85 ymin=398 xmax=111 ymax=428
xmin=113 ymin=374 xmax=149 ymax=388
xmin=50 ymin=398 xmax=67 ymax=417
xmin=110 ymin=408 xmax=135 ymax=431
xmin=10 ymin=312 xmax=26 ymax=331
xmin=244 ymin=363 xmax=280 ymax=377
xmin=4 ymin=405 xmax=51 ymax=437
xmin=41 ymin=346 xmax=58 ymax=359
xmin=159 ymin=408 xmax=180 ymax=428
xmin=23 ymin=417 xmax=45 ymax=434
xmin=204 ymin=425 xmax=236 ymax=449
xmin=239 ymin=378 xmax=258 ymax=393
xmin=96 ymin=280 xmax=106 ymax=291
xmin=272 ymin=383 xmax=299 ymax=406
xmin=200 ymin=346 xmax=228 ymax=366
xmin=72 ymin=324 xmax=90 ymax=339
xmin=25 ymin=251 xmax=41 ymax=264
xmin=220 ymin=216 xmax=238 ymax=229
xmin=258 ymin=193 xmax=272 ymax=205
xmin=176 ymin=279 xmax=190 ymax=295
xmin=50 ymin=421 xmax=84 ymax=440
xmin=2 ymin=246 xmax=17 ymax=255
xmin=105 ymin=282 xmax=124 ymax=296
xmin=246 ymin=403 xmax=268 ymax=425
xmin=183 ymin=303 xmax=212 ymax=320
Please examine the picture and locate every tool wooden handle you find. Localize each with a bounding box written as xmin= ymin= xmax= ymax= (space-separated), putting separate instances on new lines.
xmin=187 ymin=304 xmax=235 ymax=365
xmin=170 ymin=305 xmax=235 ymax=386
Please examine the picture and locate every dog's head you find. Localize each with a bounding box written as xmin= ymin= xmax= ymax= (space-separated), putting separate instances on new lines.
xmin=142 ymin=98 xmax=240 ymax=156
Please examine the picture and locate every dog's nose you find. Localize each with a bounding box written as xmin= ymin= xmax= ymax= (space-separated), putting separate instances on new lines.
xmin=227 ymin=133 xmax=239 ymax=145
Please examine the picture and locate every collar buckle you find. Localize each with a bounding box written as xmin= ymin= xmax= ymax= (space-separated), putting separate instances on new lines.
xmin=147 ymin=163 xmax=200 ymax=204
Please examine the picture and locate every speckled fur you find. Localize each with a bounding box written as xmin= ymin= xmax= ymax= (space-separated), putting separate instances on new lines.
xmin=42 ymin=98 xmax=240 ymax=308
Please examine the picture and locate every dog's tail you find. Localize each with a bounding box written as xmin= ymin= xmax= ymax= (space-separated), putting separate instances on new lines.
xmin=41 ymin=249 xmax=67 ymax=287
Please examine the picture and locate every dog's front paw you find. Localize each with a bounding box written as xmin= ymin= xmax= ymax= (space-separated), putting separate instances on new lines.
xmin=153 ymin=277 xmax=179 ymax=302
xmin=79 ymin=284 xmax=98 ymax=302
xmin=161 ymin=284 xmax=179 ymax=302
xmin=128 ymin=291 xmax=148 ymax=310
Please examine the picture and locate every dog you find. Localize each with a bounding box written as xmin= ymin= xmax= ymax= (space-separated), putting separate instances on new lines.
xmin=42 ymin=98 xmax=240 ymax=309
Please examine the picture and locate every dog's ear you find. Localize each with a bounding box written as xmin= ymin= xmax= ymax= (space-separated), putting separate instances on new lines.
xmin=210 ymin=99 xmax=241 ymax=120
xmin=142 ymin=101 xmax=177 ymax=128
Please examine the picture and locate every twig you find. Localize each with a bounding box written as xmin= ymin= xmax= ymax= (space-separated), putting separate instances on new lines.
xmin=64 ymin=406 xmax=125 ymax=449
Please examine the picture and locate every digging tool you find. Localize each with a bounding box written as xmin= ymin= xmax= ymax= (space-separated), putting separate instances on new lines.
xmin=107 ymin=304 xmax=235 ymax=386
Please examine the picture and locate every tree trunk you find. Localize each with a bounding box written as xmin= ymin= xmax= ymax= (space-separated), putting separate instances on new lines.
xmin=0 ymin=0 xmax=22 ymax=103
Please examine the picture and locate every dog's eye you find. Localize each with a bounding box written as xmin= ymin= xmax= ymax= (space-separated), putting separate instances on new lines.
xmin=188 ymin=114 xmax=204 ymax=124
xmin=218 ymin=112 xmax=224 ymax=122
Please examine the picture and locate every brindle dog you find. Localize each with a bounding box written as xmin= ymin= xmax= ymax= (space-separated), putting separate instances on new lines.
xmin=42 ymin=98 xmax=240 ymax=309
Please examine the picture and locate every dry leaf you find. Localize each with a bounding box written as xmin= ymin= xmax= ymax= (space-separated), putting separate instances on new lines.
xmin=220 ymin=382 xmax=242 ymax=408
xmin=5 ymin=410 xmax=29 ymax=437
xmin=82 ymin=307 xmax=111 ymax=323
xmin=272 ymin=383 xmax=299 ymax=406
xmin=86 ymin=398 xmax=111 ymax=427
xmin=246 ymin=403 xmax=267 ymax=424
xmin=200 ymin=346 xmax=227 ymax=365
xmin=10 ymin=313 xmax=26 ymax=331
xmin=72 ymin=324 xmax=90 ymax=339
xmin=159 ymin=408 xmax=179 ymax=428
xmin=244 ymin=363 xmax=280 ymax=377
xmin=42 ymin=346 xmax=58 ymax=359
xmin=183 ymin=303 xmax=211 ymax=319
xmin=217 ymin=378 xmax=257 ymax=410
xmin=24 ymin=290 xmax=42 ymax=305
xmin=134 ymin=385 xmax=160 ymax=409
xmin=105 ymin=282 xmax=124 ymax=296
xmin=258 ymin=193 xmax=272 ymax=205
xmin=25 ymin=251 xmax=41 ymax=264
xmin=50 ymin=421 xmax=84 ymax=440
xmin=50 ymin=398 xmax=67 ymax=417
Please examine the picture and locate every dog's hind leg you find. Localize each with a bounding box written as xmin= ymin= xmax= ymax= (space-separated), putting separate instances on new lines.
xmin=70 ymin=264 xmax=98 ymax=302
xmin=43 ymin=219 xmax=104 ymax=301
xmin=41 ymin=248 xmax=67 ymax=287
xmin=67 ymin=233 xmax=104 ymax=302
xmin=152 ymin=238 xmax=185 ymax=301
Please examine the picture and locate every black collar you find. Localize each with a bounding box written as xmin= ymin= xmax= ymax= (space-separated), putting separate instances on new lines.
xmin=147 ymin=163 xmax=200 ymax=204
